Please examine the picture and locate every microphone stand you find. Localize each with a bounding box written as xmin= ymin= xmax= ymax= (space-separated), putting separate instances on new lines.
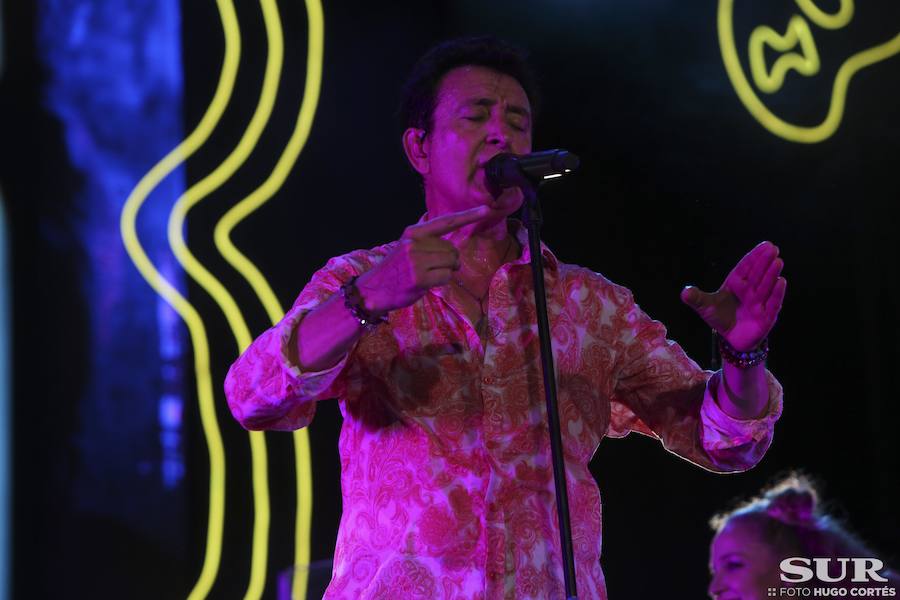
xmin=518 ymin=181 xmax=579 ymax=600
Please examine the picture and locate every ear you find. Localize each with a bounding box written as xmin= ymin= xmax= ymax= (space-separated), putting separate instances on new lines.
xmin=402 ymin=127 xmax=430 ymax=175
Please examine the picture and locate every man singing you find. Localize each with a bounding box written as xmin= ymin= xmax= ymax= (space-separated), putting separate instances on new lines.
xmin=225 ymin=36 xmax=785 ymax=599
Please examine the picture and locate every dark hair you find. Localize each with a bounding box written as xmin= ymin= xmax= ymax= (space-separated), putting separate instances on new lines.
xmin=399 ymin=35 xmax=541 ymax=132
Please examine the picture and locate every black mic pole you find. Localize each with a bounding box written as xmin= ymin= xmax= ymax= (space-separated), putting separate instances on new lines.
xmin=519 ymin=181 xmax=579 ymax=600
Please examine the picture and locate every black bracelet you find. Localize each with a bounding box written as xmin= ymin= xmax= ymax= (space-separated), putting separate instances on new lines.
xmin=717 ymin=333 xmax=769 ymax=369
xmin=340 ymin=275 xmax=387 ymax=331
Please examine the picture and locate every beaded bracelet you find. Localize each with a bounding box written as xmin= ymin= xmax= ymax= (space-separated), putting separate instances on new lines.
xmin=717 ymin=333 xmax=769 ymax=369
xmin=340 ymin=275 xmax=387 ymax=331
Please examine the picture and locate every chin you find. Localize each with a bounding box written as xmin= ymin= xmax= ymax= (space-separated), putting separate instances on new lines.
xmin=492 ymin=192 xmax=524 ymax=214
xmin=491 ymin=194 xmax=522 ymax=216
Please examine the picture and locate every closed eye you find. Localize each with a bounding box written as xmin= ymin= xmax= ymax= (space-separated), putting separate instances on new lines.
xmin=506 ymin=113 xmax=528 ymax=132
xmin=725 ymin=560 xmax=744 ymax=571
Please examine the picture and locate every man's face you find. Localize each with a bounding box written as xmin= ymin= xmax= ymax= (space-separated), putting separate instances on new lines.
xmin=416 ymin=65 xmax=533 ymax=216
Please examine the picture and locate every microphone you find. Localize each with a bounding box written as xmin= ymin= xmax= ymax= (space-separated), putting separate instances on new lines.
xmin=485 ymin=149 xmax=580 ymax=193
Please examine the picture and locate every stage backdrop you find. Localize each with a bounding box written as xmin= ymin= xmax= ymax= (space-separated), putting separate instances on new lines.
xmin=3 ymin=0 xmax=899 ymax=598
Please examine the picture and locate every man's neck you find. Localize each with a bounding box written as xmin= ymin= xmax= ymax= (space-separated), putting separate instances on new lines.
xmin=425 ymin=193 xmax=518 ymax=277
xmin=451 ymin=218 xmax=516 ymax=282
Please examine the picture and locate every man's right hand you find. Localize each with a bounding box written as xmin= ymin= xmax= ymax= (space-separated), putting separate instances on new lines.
xmin=355 ymin=206 xmax=491 ymax=315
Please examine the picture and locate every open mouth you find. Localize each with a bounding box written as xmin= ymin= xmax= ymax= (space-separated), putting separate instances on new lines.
xmin=475 ymin=165 xmax=504 ymax=199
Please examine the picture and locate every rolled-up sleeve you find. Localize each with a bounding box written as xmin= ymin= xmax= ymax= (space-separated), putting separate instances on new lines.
xmin=698 ymin=369 xmax=782 ymax=471
xmin=606 ymin=283 xmax=783 ymax=473
xmin=224 ymin=253 xmax=368 ymax=431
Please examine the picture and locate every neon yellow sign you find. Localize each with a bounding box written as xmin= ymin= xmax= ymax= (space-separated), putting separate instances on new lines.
xmin=718 ymin=0 xmax=900 ymax=143
xmin=121 ymin=0 xmax=324 ymax=598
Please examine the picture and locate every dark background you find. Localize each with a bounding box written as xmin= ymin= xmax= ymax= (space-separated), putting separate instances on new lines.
xmin=3 ymin=0 xmax=899 ymax=598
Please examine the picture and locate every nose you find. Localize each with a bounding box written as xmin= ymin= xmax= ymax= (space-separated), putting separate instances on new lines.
xmin=707 ymin=573 xmax=725 ymax=598
xmin=485 ymin=113 xmax=512 ymax=150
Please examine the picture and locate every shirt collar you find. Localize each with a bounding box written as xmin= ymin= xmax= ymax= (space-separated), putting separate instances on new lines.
xmin=508 ymin=217 xmax=559 ymax=273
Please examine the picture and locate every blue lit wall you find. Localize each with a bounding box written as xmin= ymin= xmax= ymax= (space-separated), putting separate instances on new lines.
xmin=37 ymin=0 xmax=188 ymax=556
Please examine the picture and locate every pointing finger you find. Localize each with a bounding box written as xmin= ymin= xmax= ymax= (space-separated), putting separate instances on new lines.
xmin=404 ymin=206 xmax=491 ymax=240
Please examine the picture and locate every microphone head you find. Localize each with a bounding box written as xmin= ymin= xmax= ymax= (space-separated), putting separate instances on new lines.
xmin=484 ymin=152 xmax=515 ymax=198
xmin=552 ymin=150 xmax=580 ymax=173
xmin=484 ymin=149 xmax=579 ymax=194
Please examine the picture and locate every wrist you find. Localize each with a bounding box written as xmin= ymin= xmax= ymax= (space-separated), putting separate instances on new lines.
xmin=717 ymin=364 xmax=769 ymax=419
xmin=340 ymin=275 xmax=388 ymax=330
xmin=718 ymin=333 xmax=768 ymax=369
xmin=354 ymin=271 xmax=391 ymax=317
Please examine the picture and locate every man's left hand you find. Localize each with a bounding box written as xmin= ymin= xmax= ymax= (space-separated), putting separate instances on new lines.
xmin=681 ymin=241 xmax=786 ymax=351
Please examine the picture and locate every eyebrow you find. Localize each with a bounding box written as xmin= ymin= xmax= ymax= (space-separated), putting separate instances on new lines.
xmin=462 ymin=97 xmax=531 ymax=118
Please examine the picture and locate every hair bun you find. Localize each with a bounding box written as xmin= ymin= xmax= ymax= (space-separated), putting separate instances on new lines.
xmin=765 ymin=487 xmax=816 ymax=525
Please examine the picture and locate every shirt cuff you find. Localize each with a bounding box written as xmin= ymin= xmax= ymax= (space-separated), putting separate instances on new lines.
xmin=276 ymin=302 xmax=355 ymax=402
xmin=700 ymin=369 xmax=783 ymax=452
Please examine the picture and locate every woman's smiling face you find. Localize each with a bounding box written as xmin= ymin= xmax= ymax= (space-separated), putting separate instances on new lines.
xmin=709 ymin=521 xmax=787 ymax=600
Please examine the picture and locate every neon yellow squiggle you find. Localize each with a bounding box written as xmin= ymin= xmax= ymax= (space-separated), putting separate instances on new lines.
xmin=718 ymin=0 xmax=900 ymax=143
xmin=119 ymin=1 xmax=240 ymax=598
xmin=749 ymin=15 xmax=820 ymax=93
xmin=166 ymin=0 xmax=284 ymax=597
xmin=796 ymin=0 xmax=853 ymax=30
xmin=213 ymin=1 xmax=324 ymax=598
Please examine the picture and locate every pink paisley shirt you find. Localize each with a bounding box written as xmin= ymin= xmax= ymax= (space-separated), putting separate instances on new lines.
xmin=225 ymin=221 xmax=782 ymax=600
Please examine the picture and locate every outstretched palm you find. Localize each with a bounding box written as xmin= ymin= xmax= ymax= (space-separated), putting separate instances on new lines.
xmin=681 ymin=241 xmax=786 ymax=351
